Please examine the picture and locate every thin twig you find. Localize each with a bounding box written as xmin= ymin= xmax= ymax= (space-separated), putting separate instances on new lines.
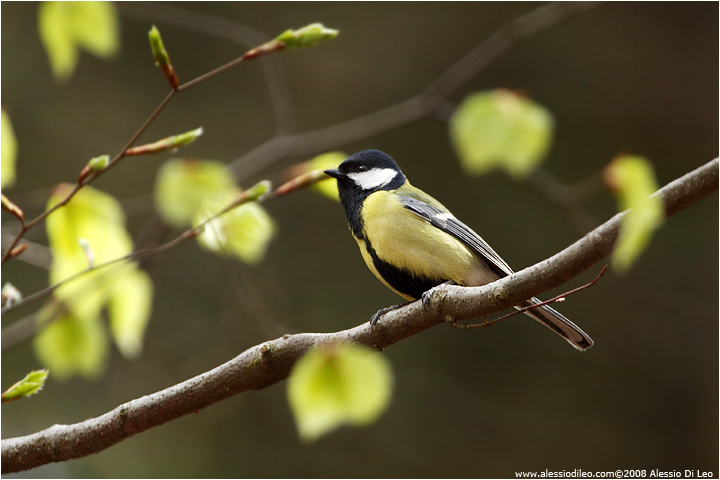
xmin=228 ymin=2 xmax=602 ymax=181
xmin=0 ymin=87 xmax=175 ymax=267
xmin=422 ymin=2 xmax=600 ymax=101
xmin=217 ymin=257 xmax=291 ymax=339
xmin=25 ymin=89 xmax=178 ymax=231
xmin=446 ymin=265 xmax=608 ymax=329
xmin=1 ymin=187 xmax=265 ymax=318
xmin=1 ymin=174 xmax=300 ymax=349
xmin=177 ymin=57 xmax=247 ymax=91
xmin=0 ymin=231 xmax=51 ymax=270
xmin=0 ymin=31 xmax=286 ymax=267
xmin=119 ymin=2 xmax=298 ymax=134
xmin=527 ymin=167 xmax=600 ymax=233
xmin=1 ymin=302 xmax=68 ymax=351
xmin=0 ymin=225 xmax=27 ymax=265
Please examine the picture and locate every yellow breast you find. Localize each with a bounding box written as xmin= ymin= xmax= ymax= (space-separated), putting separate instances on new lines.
xmin=359 ymin=189 xmax=480 ymax=286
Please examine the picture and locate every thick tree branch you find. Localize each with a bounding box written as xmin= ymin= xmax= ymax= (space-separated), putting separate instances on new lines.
xmin=2 ymin=158 xmax=716 ymax=474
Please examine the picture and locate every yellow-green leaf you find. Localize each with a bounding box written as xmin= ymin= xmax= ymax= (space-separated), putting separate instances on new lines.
xmin=46 ymin=184 xmax=135 ymax=319
xmin=287 ymin=343 xmax=393 ymax=442
xmin=148 ymin=25 xmax=178 ymax=89
xmin=2 ymin=370 xmax=49 ymax=403
xmin=195 ymin=192 xmax=276 ymax=265
xmin=309 ymin=152 xmax=345 ymax=201
xmin=38 ymin=1 xmax=119 ymax=81
xmin=34 ymin=309 xmax=108 ymax=381
xmin=68 ymin=1 xmax=119 ymax=58
xmin=1 ymin=110 xmax=17 ymax=189
xmin=46 ymin=185 xmax=134 ymax=319
xmin=155 ymin=159 xmax=236 ymax=228
xmin=39 ymin=2 xmax=77 ymax=80
xmin=126 ymin=128 xmax=203 ymax=156
xmin=47 ymin=184 xmax=127 ymax=256
xmin=87 ymin=154 xmax=109 ymax=171
xmin=605 ymin=155 xmax=664 ymax=274
xmin=148 ymin=25 xmax=170 ymax=68
xmin=275 ymin=23 xmax=339 ymax=49
xmin=108 ymin=269 xmax=153 ymax=359
xmin=450 ymin=89 xmax=554 ymax=179
xmin=41 ymin=185 xmax=154 ymax=378
xmin=245 ymin=180 xmax=272 ymax=200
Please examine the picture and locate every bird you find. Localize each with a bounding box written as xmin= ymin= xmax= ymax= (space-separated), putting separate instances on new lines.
xmin=324 ymin=149 xmax=593 ymax=351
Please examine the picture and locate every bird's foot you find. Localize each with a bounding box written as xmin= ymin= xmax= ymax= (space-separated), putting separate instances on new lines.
xmin=369 ymin=303 xmax=407 ymax=329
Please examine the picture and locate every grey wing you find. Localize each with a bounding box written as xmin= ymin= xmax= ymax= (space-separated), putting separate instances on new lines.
xmin=399 ymin=194 xmax=594 ymax=351
xmin=398 ymin=195 xmax=514 ymax=278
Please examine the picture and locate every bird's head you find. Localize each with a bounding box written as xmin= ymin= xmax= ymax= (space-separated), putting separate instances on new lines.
xmin=324 ymin=150 xmax=406 ymax=193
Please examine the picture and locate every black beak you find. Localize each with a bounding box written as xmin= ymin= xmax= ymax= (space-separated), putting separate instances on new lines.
xmin=324 ymin=169 xmax=343 ymax=179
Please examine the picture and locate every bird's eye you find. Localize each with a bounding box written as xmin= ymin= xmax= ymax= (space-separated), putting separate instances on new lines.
xmin=357 ymin=165 xmax=368 ymax=172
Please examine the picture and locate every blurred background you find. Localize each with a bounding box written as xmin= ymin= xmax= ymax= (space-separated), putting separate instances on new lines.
xmin=2 ymin=2 xmax=718 ymax=478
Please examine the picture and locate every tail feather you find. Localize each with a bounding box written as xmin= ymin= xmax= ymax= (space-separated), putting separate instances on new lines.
xmin=517 ymin=298 xmax=593 ymax=351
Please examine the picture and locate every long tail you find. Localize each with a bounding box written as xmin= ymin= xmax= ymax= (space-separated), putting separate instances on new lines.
xmin=517 ymin=298 xmax=593 ymax=351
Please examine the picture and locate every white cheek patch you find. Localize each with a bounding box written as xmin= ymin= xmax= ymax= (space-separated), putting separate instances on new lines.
xmin=347 ymin=168 xmax=398 ymax=190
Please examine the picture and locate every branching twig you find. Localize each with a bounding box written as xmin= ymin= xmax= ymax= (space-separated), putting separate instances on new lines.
xmin=228 ymin=2 xmax=600 ymax=181
xmin=0 ymin=89 xmax=177 ymax=266
xmin=2 ymin=158 xmax=716 ymax=474
xmin=1 ymin=186 xmax=268 ymax=318
xmin=526 ymin=168 xmax=601 ymax=233
xmin=119 ymin=3 xmax=296 ymax=135
xmin=0 ymin=32 xmax=290 ymax=267
xmin=447 ymin=265 xmax=608 ymax=329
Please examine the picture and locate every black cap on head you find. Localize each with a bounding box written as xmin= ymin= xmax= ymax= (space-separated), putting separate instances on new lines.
xmin=338 ymin=149 xmax=402 ymax=175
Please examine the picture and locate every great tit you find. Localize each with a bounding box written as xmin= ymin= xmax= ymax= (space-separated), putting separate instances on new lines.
xmin=324 ymin=149 xmax=593 ymax=351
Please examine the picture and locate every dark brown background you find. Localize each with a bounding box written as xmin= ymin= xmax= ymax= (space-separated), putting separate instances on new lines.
xmin=2 ymin=2 xmax=717 ymax=478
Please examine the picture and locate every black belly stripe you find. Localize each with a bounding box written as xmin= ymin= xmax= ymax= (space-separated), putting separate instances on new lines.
xmin=364 ymin=240 xmax=444 ymax=300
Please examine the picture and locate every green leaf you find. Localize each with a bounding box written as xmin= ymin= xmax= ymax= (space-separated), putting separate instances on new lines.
xmin=155 ymin=159 xmax=236 ymax=228
xmin=155 ymin=127 xmax=203 ymax=150
xmin=2 ymin=370 xmax=49 ymax=403
xmin=148 ymin=25 xmax=169 ymax=66
xmin=47 ymin=184 xmax=130 ymax=256
xmin=450 ymin=89 xmax=554 ymax=179
xmin=34 ymin=309 xmax=108 ymax=381
xmin=108 ymin=269 xmax=153 ymax=359
xmin=68 ymin=1 xmax=119 ymax=58
xmin=46 ymin=185 xmax=133 ymax=320
xmin=287 ymin=343 xmax=393 ymax=442
xmin=148 ymin=25 xmax=178 ymax=89
xmin=126 ymin=128 xmax=203 ymax=156
xmin=605 ymin=155 xmax=664 ymax=274
xmin=309 ymin=152 xmax=345 ymax=201
xmin=39 ymin=2 xmax=77 ymax=81
xmin=245 ymin=180 xmax=272 ymax=200
xmin=275 ymin=23 xmax=339 ymax=49
xmin=1 ymin=110 xmax=17 ymax=189
xmin=38 ymin=1 xmax=119 ymax=81
xmin=195 ymin=191 xmax=276 ymax=265
xmin=41 ymin=185 xmax=154 ymax=378
xmin=87 ymin=154 xmax=109 ymax=171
